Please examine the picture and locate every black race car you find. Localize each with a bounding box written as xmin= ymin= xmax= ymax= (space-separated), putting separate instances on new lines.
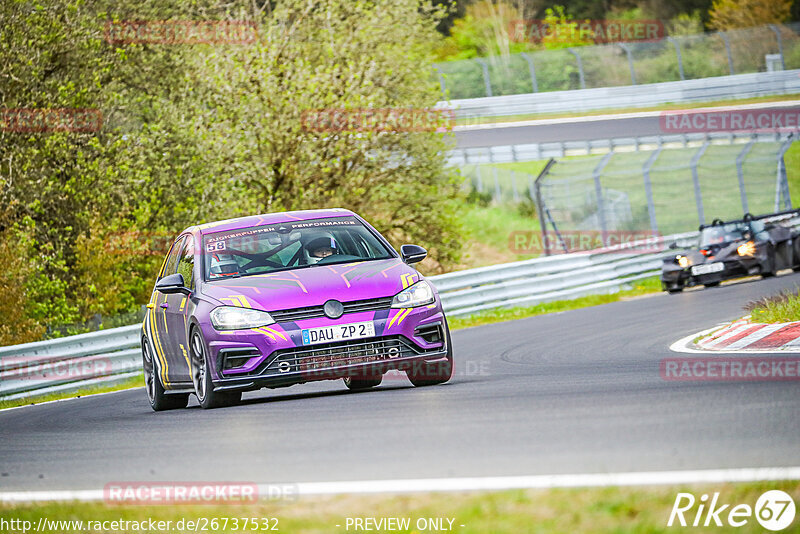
xmin=661 ymin=212 xmax=800 ymax=293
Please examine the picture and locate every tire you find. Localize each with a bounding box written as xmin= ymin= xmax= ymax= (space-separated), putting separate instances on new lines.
xmin=142 ymin=338 xmax=189 ymax=411
xmin=667 ymin=287 xmax=683 ymax=294
xmin=343 ymin=374 xmax=382 ymax=390
xmin=407 ymin=321 xmax=454 ymax=387
xmin=703 ymin=282 xmax=720 ymax=288
xmin=190 ymin=328 xmax=241 ymax=409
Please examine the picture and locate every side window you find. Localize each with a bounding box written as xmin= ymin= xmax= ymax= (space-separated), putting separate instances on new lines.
xmin=160 ymin=236 xmax=186 ymax=279
xmin=177 ymin=237 xmax=195 ymax=290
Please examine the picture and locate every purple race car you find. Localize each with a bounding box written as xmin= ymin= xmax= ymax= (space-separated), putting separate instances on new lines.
xmin=141 ymin=208 xmax=453 ymax=410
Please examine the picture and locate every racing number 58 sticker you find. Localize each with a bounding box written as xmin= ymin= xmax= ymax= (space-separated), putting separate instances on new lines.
xmin=206 ymin=241 xmax=226 ymax=253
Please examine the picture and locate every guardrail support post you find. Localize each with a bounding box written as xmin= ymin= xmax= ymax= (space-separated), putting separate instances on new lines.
xmin=735 ymin=139 xmax=755 ymax=213
xmin=768 ymin=25 xmax=786 ymax=70
xmin=642 ymin=146 xmax=662 ymax=234
xmin=593 ymin=152 xmax=614 ymax=246
xmin=618 ymin=43 xmax=636 ymax=85
xmin=719 ymin=32 xmax=735 ymax=75
xmin=666 ymin=37 xmax=685 ymax=81
xmin=567 ymin=48 xmax=586 ymax=89
xmin=474 ymin=58 xmax=493 ymax=97
xmin=519 ymin=52 xmax=538 ymax=93
xmin=690 ymin=141 xmax=710 ymax=225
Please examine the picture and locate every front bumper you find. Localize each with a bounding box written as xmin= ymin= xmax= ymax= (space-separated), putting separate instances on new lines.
xmin=661 ymin=257 xmax=764 ymax=289
xmin=200 ymin=305 xmax=448 ymax=391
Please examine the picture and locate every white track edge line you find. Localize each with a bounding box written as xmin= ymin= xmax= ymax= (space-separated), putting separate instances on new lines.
xmin=2 ymin=467 xmax=799 ymax=503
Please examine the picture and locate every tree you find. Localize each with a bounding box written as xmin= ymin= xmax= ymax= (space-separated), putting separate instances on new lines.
xmin=709 ymin=0 xmax=792 ymax=30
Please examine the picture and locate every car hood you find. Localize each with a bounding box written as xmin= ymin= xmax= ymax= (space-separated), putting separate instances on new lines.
xmin=201 ymin=258 xmax=423 ymax=311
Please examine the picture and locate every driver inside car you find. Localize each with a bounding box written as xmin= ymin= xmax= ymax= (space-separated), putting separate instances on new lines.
xmin=303 ymin=232 xmax=340 ymax=264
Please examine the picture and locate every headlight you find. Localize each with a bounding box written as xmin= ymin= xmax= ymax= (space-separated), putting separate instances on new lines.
xmin=737 ymin=241 xmax=756 ymax=256
xmin=392 ymin=280 xmax=435 ymax=308
xmin=677 ymin=255 xmax=690 ymax=268
xmin=210 ymin=306 xmax=275 ymax=330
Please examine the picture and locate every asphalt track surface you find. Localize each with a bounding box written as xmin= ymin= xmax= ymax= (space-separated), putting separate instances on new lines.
xmin=1 ymin=273 xmax=799 ymax=492
xmin=453 ymin=104 xmax=800 ymax=148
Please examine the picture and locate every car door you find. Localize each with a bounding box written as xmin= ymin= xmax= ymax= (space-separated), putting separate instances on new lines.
xmin=152 ymin=235 xmax=187 ymax=386
xmin=164 ymin=235 xmax=196 ymax=383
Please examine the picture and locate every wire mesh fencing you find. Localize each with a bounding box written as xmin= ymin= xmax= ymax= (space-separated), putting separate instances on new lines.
xmin=435 ymin=23 xmax=800 ymax=100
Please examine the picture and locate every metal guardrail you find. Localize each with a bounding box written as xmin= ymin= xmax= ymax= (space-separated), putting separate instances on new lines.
xmin=0 ymin=325 xmax=141 ymax=401
xmin=3 ymin=218 xmax=799 ymax=400
xmin=437 ymin=70 xmax=800 ymax=119
xmin=447 ymin=131 xmax=795 ymax=166
xmin=434 ymin=231 xmax=700 ymax=316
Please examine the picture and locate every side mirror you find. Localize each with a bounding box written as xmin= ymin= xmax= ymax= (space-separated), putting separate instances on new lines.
xmin=400 ymin=244 xmax=427 ymax=264
xmin=156 ymin=273 xmax=191 ymax=295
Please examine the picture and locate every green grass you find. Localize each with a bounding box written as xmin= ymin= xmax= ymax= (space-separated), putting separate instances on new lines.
xmin=456 ymin=203 xmax=540 ymax=269
xmin=0 ymin=374 xmax=144 ymax=411
xmin=2 ymin=481 xmax=797 ymax=533
xmin=746 ymin=287 xmax=800 ymax=323
xmin=455 ymin=94 xmax=800 ymax=126
xmin=449 ymin=276 xmax=662 ymax=330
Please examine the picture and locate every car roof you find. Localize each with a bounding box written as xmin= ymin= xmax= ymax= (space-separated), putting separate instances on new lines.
xmin=188 ymin=208 xmax=356 ymax=237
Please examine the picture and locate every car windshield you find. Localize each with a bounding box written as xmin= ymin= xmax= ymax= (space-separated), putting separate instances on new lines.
xmin=202 ymin=216 xmax=393 ymax=280
xmin=699 ymin=220 xmax=764 ymax=247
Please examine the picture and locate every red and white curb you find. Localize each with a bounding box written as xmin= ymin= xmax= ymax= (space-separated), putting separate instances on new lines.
xmin=671 ymin=317 xmax=800 ymax=354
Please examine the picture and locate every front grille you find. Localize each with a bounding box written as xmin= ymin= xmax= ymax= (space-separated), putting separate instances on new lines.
xmin=262 ymin=336 xmax=426 ymax=374
xmin=269 ymin=296 xmax=393 ymax=323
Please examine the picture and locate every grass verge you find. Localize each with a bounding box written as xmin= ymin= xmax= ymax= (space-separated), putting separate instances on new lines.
xmin=455 ymin=93 xmax=800 ymax=126
xmin=1 ymin=481 xmax=797 ymax=533
xmin=0 ymin=374 xmax=144 ymax=411
xmin=746 ymin=287 xmax=800 ymax=323
xmin=449 ymin=276 xmax=662 ymax=331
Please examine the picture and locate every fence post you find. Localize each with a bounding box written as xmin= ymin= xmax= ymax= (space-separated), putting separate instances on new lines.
xmin=776 ymin=135 xmax=794 ymax=210
xmin=768 ymin=24 xmax=786 ymax=71
xmin=474 ymin=58 xmax=493 ymax=97
xmin=519 ymin=52 xmax=539 ymax=93
xmin=618 ymin=43 xmax=636 ymax=85
xmin=690 ymin=141 xmax=710 ymax=225
xmin=593 ymin=152 xmax=614 ymax=245
xmin=534 ymin=159 xmax=557 ymax=255
xmin=666 ymin=37 xmax=685 ymax=81
xmin=718 ymin=31 xmax=735 ymax=75
xmin=567 ymin=48 xmax=586 ymax=89
xmin=642 ymin=146 xmax=662 ymax=234
xmin=510 ymin=170 xmax=520 ymax=202
xmin=735 ymin=139 xmax=755 ymax=213
xmin=493 ymin=167 xmax=502 ymax=203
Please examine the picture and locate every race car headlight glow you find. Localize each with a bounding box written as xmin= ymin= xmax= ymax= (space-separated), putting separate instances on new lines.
xmin=210 ymin=306 xmax=275 ymax=330
xmin=737 ymin=241 xmax=756 ymax=256
xmin=677 ymin=255 xmax=690 ymax=268
xmin=392 ymin=280 xmax=435 ymax=308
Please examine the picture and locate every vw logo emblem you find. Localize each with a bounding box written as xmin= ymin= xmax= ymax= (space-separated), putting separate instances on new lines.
xmin=323 ymin=299 xmax=344 ymax=319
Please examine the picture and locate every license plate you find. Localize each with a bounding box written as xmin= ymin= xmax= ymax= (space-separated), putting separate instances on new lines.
xmin=301 ymin=321 xmax=375 ymax=346
xmin=691 ymin=262 xmax=724 ymax=276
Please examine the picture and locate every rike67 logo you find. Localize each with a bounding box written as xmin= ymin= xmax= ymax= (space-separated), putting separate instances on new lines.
xmin=668 ymin=490 xmax=796 ymax=531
